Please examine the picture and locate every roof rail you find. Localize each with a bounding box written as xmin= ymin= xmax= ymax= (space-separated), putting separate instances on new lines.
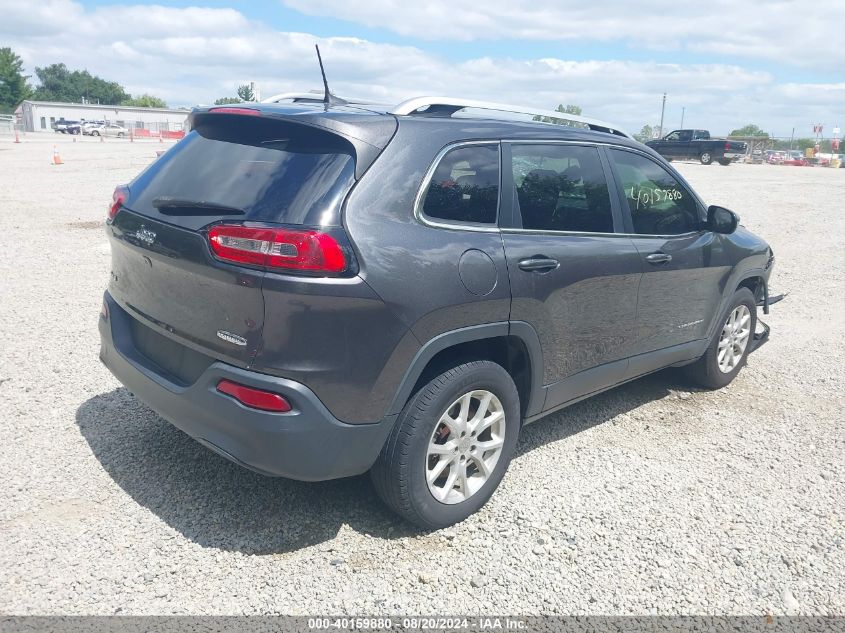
xmin=261 ymin=91 xmax=387 ymax=106
xmin=390 ymin=96 xmax=631 ymax=139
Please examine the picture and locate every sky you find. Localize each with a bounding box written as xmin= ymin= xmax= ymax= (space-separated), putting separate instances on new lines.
xmin=1 ymin=0 xmax=843 ymax=137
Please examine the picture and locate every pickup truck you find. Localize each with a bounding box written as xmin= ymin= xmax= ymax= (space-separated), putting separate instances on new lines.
xmin=646 ymin=129 xmax=747 ymax=165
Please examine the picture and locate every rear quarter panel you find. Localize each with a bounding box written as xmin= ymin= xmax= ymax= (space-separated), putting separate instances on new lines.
xmin=343 ymin=122 xmax=512 ymax=406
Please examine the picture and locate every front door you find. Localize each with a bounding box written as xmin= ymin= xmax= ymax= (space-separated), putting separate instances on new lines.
xmin=500 ymin=142 xmax=641 ymax=410
xmin=658 ymin=130 xmax=691 ymax=159
xmin=606 ymin=147 xmax=732 ymax=361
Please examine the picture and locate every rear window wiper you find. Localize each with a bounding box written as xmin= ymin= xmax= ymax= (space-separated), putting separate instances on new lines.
xmin=152 ymin=197 xmax=245 ymax=216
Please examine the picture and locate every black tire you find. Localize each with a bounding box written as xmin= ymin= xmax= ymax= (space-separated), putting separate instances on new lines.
xmin=371 ymin=361 xmax=520 ymax=529
xmin=91 ymin=131 xmax=99 ymax=137
xmin=685 ymin=287 xmax=756 ymax=389
xmin=718 ymin=158 xmax=732 ymax=166
xmin=117 ymin=132 xmax=124 ymax=138
xmin=700 ymin=152 xmax=713 ymax=165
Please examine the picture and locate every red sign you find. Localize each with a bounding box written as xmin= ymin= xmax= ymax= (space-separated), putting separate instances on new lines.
xmin=833 ymin=138 xmax=841 ymax=151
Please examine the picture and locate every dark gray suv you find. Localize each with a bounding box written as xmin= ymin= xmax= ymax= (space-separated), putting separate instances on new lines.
xmin=99 ymin=97 xmax=778 ymax=528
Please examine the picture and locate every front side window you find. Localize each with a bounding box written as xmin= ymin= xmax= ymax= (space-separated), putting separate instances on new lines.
xmin=511 ymin=144 xmax=614 ymax=233
xmin=609 ymin=149 xmax=701 ymax=235
xmin=421 ymin=144 xmax=499 ymax=224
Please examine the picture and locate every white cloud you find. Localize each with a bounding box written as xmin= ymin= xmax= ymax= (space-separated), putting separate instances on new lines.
xmin=0 ymin=1 xmax=842 ymax=136
xmin=281 ymin=0 xmax=845 ymax=68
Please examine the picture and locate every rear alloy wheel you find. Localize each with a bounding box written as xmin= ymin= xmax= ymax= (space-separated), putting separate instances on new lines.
xmin=425 ymin=390 xmax=506 ymax=504
xmin=91 ymin=131 xmax=100 ymax=137
xmin=371 ymin=361 xmax=520 ymax=529
xmin=117 ymin=132 xmax=124 ymax=138
xmin=685 ymin=287 xmax=757 ymax=389
xmin=700 ymin=152 xmax=713 ymax=165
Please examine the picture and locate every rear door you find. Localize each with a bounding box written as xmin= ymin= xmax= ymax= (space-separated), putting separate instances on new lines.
xmin=606 ymin=147 xmax=732 ymax=358
xmin=500 ymin=142 xmax=641 ymax=410
xmin=108 ymin=113 xmax=358 ymax=366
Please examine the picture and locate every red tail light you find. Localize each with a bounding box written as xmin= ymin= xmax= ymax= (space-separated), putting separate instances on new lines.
xmin=217 ymin=380 xmax=291 ymax=412
xmin=108 ymin=185 xmax=129 ymax=221
xmin=207 ymin=224 xmax=347 ymax=274
xmin=725 ymin=142 xmax=731 ymax=151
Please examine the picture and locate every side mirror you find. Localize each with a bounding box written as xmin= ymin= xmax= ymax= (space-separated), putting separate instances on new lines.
xmin=707 ymin=205 xmax=739 ymax=234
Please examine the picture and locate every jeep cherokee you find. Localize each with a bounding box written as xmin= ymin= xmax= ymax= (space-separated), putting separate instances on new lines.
xmin=99 ymin=96 xmax=778 ymax=528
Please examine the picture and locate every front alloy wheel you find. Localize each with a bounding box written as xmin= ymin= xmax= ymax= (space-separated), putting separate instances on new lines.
xmin=717 ymin=304 xmax=751 ymax=373
xmin=684 ymin=287 xmax=757 ymax=389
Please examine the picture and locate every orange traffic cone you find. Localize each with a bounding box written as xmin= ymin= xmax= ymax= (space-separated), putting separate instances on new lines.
xmin=14 ymin=130 xmax=21 ymax=143
xmin=52 ymin=145 xmax=63 ymax=165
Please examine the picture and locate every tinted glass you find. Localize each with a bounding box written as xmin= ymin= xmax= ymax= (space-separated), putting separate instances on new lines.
xmin=421 ymin=145 xmax=499 ymax=224
xmin=129 ymin=116 xmax=356 ymax=229
xmin=512 ymin=144 xmax=614 ymax=233
xmin=609 ymin=149 xmax=700 ymax=235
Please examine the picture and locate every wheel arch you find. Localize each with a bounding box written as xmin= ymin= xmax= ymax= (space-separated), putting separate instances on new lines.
xmin=736 ymin=273 xmax=767 ymax=303
xmin=387 ymin=322 xmax=545 ymax=421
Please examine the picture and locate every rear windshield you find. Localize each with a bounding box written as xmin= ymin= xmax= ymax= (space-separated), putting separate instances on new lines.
xmin=127 ymin=115 xmax=356 ymax=229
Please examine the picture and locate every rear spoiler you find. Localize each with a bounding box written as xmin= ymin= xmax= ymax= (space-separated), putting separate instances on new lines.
xmin=189 ymin=107 xmax=398 ymax=180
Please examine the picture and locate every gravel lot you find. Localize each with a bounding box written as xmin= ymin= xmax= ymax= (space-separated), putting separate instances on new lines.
xmin=0 ymin=133 xmax=842 ymax=616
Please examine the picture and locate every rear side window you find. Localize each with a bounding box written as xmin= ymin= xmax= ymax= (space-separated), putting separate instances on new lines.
xmin=128 ymin=116 xmax=356 ymax=229
xmin=421 ymin=144 xmax=499 ymax=225
xmin=609 ymin=149 xmax=700 ymax=235
xmin=511 ymin=144 xmax=614 ymax=233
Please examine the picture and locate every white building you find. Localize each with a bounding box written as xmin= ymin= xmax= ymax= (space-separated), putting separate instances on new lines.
xmin=15 ymin=101 xmax=191 ymax=133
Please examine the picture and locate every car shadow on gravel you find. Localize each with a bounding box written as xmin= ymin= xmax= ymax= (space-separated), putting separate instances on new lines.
xmin=77 ymin=373 xmax=683 ymax=553
xmin=76 ymin=388 xmax=419 ymax=554
xmin=514 ymin=370 xmax=678 ymax=458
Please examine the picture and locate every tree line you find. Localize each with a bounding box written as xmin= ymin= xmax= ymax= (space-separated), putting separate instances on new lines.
xmin=1 ymin=47 xmax=169 ymax=112
xmin=0 ymin=46 xmax=256 ymax=113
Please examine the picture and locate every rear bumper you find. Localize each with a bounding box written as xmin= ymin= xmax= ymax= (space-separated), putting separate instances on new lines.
xmin=724 ymin=152 xmax=745 ymax=159
xmin=98 ymin=292 xmax=396 ymax=481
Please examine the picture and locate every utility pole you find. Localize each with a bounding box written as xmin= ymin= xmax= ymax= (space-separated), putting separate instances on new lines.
xmin=789 ymin=127 xmax=795 ymax=151
xmin=659 ymin=93 xmax=667 ymax=137
xmin=680 ymin=107 xmax=685 ymax=129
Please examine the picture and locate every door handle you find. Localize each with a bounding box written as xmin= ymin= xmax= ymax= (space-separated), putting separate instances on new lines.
xmin=518 ymin=257 xmax=560 ymax=272
xmin=645 ymin=252 xmax=672 ymax=264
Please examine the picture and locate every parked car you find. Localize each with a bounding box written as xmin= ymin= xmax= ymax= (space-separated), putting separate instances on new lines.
xmin=53 ymin=118 xmax=81 ymax=134
xmin=783 ymin=156 xmax=811 ymax=166
xmin=99 ymin=97 xmax=779 ymax=528
xmin=81 ymin=121 xmax=106 ymax=135
xmin=646 ymin=129 xmax=747 ymax=165
xmin=87 ymin=122 xmax=129 ymax=138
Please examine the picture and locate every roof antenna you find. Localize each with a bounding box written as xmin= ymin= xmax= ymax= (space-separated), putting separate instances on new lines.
xmin=315 ymin=44 xmax=347 ymax=108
